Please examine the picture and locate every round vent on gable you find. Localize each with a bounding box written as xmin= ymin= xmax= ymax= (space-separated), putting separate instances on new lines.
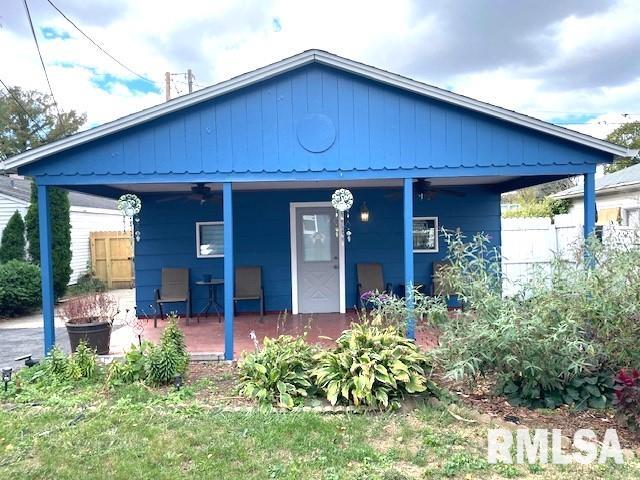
xmin=296 ymin=113 xmax=336 ymax=153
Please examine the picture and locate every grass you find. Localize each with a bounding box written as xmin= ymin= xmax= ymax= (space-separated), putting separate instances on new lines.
xmin=1 ymin=380 xmax=638 ymax=479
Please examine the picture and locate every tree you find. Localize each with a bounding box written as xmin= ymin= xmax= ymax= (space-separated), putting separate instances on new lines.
xmin=1 ymin=86 xmax=85 ymax=299
xmin=0 ymin=211 xmax=26 ymax=263
xmin=25 ymin=184 xmax=72 ymax=299
xmin=604 ymin=121 xmax=640 ymax=174
xmin=0 ymin=87 xmax=86 ymax=160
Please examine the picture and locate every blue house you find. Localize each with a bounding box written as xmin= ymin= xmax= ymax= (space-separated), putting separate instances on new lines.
xmin=4 ymin=50 xmax=635 ymax=359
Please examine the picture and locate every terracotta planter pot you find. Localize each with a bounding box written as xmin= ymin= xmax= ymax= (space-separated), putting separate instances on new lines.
xmin=65 ymin=320 xmax=112 ymax=355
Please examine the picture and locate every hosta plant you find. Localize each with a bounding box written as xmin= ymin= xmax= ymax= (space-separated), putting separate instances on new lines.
xmin=496 ymin=370 xmax=614 ymax=410
xmin=238 ymin=335 xmax=317 ymax=409
xmin=312 ymin=322 xmax=438 ymax=410
xmin=613 ymin=368 xmax=640 ymax=431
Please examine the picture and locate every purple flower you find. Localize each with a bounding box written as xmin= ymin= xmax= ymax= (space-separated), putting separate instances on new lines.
xmin=360 ymin=290 xmax=374 ymax=301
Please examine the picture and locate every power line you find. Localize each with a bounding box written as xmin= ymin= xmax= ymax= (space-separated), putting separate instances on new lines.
xmin=0 ymin=78 xmax=48 ymax=142
xmin=22 ymin=0 xmax=63 ymax=123
xmin=44 ymin=0 xmax=159 ymax=88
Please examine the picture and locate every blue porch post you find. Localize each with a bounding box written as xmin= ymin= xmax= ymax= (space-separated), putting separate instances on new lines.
xmin=583 ymin=172 xmax=596 ymax=240
xmin=37 ymin=184 xmax=56 ymax=354
xmin=403 ymin=178 xmax=415 ymax=339
xmin=223 ymin=182 xmax=234 ymax=360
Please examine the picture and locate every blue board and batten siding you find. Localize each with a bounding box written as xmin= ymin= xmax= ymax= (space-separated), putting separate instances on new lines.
xmin=21 ymin=64 xmax=606 ymax=183
xmin=16 ymin=57 xmax=607 ymax=358
xmin=135 ymin=186 xmax=500 ymax=316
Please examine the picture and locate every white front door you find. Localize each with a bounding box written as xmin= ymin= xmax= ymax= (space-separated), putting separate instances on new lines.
xmin=293 ymin=205 xmax=341 ymax=313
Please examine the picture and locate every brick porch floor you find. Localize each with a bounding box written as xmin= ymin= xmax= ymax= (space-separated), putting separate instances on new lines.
xmin=109 ymin=312 xmax=440 ymax=357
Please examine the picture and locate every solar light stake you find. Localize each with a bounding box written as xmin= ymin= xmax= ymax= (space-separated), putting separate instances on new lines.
xmin=2 ymin=367 xmax=12 ymax=393
xmin=173 ymin=374 xmax=183 ymax=391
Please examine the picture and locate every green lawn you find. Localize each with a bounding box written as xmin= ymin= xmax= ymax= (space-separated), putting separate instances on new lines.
xmin=1 ymin=381 xmax=638 ymax=479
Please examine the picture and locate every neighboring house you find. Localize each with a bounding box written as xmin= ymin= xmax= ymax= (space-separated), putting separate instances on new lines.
xmin=553 ymin=163 xmax=640 ymax=228
xmin=2 ymin=50 xmax=636 ymax=358
xmin=0 ymin=174 xmax=124 ymax=284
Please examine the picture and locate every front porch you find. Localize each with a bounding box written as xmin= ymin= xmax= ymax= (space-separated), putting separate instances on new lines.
xmin=110 ymin=312 xmax=441 ymax=358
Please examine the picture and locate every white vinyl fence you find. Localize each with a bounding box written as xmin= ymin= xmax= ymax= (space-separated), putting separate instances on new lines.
xmin=501 ymin=215 xmax=638 ymax=295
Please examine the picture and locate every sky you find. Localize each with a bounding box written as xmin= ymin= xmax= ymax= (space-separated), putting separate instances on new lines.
xmin=1 ymin=0 xmax=639 ymax=140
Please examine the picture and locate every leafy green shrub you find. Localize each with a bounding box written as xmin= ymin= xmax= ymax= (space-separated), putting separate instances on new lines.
xmin=613 ymin=369 xmax=640 ymax=431
xmin=44 ymin=345 xmax=71 ymax=379
xmin=108 ymin=316 xmax=189 ymax=386
xmin=107 ymin=342 xmax=151 ymax=386
xmin=105 ymin=315 xmax=189 ymax=387
xmin=312 ymin=322 xmax=438 ymax=409
xmin=0 ymin=210 xmax=25 ymax=263
xmin=25 ymin=184 xmax=72 ymax=300
xmin=502 ymin=197 xmax=570 ymax=219
xmin=68 ymin=341 xmax=98 ymax=380
xmin=0 ymin=260 xmax=41 ymax=316
xmin=37 ymin=343 xmax=99 ymax=382
xmin=362 ymin=286 xmax=448 ymax=332
xmin=435 ymin=230 xmax=640 ymax=410
xmin=146 ymin=342 xmax=181 ymax=385
xmin=161 ymin=314 xmax=188 ymax=374
xmin=238 ymin=335 xmax=317 ymax=409
xmin=69 ymin=270 xmax=107 ymax=295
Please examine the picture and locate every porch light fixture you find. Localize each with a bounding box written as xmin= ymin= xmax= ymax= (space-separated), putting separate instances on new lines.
xmin=360 ymin=202 xmax=370 ymax=222
xmin=2 ymin=367 xmax=12 ymax=392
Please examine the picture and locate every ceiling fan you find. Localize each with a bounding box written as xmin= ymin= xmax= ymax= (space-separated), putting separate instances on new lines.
xmin=385 ymin=178 xmax=467 ymax=200
xmin=156 ymin=183 xmax=221 ymax=205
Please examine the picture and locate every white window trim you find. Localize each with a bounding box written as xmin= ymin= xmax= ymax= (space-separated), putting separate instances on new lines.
xmin=622 ymin=207 xmax=640 ymax=227
xmin=196 ymin=221 xmax=224 ymax=258
xmin=413 ymin=216 xmax=439 ymax=253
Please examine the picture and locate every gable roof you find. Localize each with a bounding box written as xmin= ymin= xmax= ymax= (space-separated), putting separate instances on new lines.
xmin=553 ymin=163 xmax=640 ymax=199
xmin=0 ymin=175 xmax=117 ymax=209
xmin=2 ymin=49 xmax=636 ymax=172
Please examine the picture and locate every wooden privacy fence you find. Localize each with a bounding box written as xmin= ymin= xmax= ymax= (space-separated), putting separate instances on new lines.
xmin=90 ymin=231 xmax=134 ymax=288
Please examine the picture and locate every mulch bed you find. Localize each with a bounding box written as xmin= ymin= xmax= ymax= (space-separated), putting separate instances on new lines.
xmin=187 ymin=362 xmax=254 ymax=407
xmin=443 ymin=375 xmax=640 ymax=449
xmin=185 ymin=362 xmax=639 ymax=449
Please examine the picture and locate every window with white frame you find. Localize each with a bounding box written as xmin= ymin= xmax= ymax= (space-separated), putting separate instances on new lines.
xmin=196 ymin=222 xmax=224 ymax=258
xmin=413 ymin=217 xmax=438 ymax=253
xmin=623 ymin=208 xmax=640 ymax=228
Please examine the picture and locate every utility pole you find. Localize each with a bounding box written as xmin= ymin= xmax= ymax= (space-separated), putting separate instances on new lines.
xmin=165 ymin=72 xmax=171 ymax=101
xmin=187 ymin=69 xmax=193 ymax=94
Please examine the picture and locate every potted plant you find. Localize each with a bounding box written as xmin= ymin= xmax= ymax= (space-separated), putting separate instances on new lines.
xmin=60 ymin=293 xmax=118 ymax=354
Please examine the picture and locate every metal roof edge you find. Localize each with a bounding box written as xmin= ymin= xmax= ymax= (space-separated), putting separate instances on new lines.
xmin=2 ymin=49 xmax=632 ymax=171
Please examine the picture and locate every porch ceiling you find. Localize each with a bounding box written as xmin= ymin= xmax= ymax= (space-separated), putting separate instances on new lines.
xmin=109 ymin=176 xmax=518 ymax=193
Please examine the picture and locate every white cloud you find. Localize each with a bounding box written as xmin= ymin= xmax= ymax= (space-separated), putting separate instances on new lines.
xmin=0 ymin=0 xmax=638 ymax=140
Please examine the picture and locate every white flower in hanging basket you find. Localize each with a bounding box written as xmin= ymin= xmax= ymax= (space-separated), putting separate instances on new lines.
xmin=117 ymin=194 xmax=142 ymax=217
xmin=331 ymin=188 xmax=353 ymax=212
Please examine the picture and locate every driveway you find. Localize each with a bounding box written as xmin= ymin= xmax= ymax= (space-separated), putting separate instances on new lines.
xmin=0 ymin=289 xmax=135 ymax=370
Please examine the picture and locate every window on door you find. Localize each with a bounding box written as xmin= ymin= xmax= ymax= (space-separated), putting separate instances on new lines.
xmin=301 ymin=214 xmax=332 ymax=261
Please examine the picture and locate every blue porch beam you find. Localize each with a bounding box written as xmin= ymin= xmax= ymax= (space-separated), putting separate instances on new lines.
xmin=223 ymin=182 xmax=234 ymax=360
xmin=403 ymin=178 xmax=415 ymax=339
xmin=583 ymin=172 xmax=596 ymax=240
xmin=37 ymin=184 xmax=56 ymax=354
